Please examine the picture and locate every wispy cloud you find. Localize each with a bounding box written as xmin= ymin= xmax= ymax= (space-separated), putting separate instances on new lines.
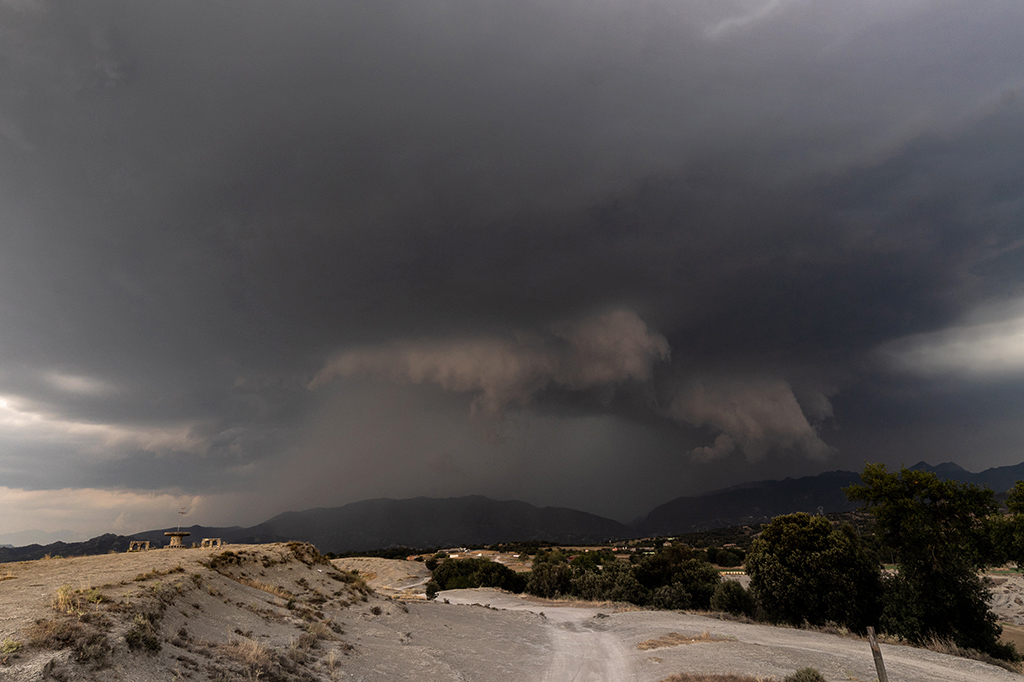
xmin=310 ymin=310 xmax=670 ymax=415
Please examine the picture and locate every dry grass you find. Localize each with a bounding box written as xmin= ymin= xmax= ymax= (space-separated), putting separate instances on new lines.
xmin=638 ymin=631 xmax=735 ymax=650
xmin=225 ymin=637 xmax=273 ymax=669
xmin=921 ymin=637 xmax=1023 ymax=674
xmin=234 ymin=575 xmax=294 ymax=599
xmin=51 ymin=584 xmax=80 ymax=614
xmin=659 ymin=671 xmax=770 ymax=675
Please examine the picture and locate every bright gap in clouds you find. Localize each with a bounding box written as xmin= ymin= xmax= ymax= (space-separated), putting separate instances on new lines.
xmin=0 ymin=486 xmax=203 ymax=540
xmin=882 ymin=300 xmax=1024 ymax=377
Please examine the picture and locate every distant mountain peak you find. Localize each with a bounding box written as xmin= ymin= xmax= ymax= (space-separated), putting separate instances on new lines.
xmin=911 ymin=461 xmax=968 ymax=474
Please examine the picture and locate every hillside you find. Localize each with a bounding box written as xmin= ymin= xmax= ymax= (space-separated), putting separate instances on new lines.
xmin=637 ymin=470 xmax=863 ymax=536
xmin=248 ymin=495 xmax=633 ymax=551
xmin=637 ymin=461 xmax=1024 ymax=537
xmin=1 ymin=545 xmax=1019 ymax=681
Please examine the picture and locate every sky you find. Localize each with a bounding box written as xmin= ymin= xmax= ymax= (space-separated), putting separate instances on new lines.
xmin=2 ymin=0 xmax=1024 ymax=543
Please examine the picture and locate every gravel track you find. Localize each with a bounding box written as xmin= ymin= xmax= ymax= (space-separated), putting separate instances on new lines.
xmin=441 ymin=588 xmax=1023 ymax=682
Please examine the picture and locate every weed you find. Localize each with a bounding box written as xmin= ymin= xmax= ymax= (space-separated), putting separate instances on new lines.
xmin=51 ymin=584 xmax=80 ymax=614
xmin=233 ymin=575 xmax=293 ymax=599
xmin=0 ymin=639 xmax=22 ymax=664
xmin=659 ymin=671 xmax=770 ymax=675
xmin=28 ymin=618 xmax=84 ymax=649
xmin=637 ymin=631 xmax=733 ymax=650
xmin=297 ymin=632 xmax=319 ymax=650
xmin=287 ymin=541 xmax=330 ymax=566
xmin=80 ymin=587 xmax=108 ymax=604
xmin=305 ymin=621 xmax=335 ymax=641
xmin=783 ymin=669 xmax=826 ymax=682
xmin=28 ymin=616 xmax=110 ymax=666
xmin=370 ymin=605 xmax=383 ymax=616
xmin=125 ymin=623 xmax=161 ymax=653
xmin=74 ymin=633 xmax=111 ymax=666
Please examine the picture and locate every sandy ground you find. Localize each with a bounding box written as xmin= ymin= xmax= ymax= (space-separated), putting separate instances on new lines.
xmin=1 ymin=550 xmax=1022 ymax=681
xmin=440 ymin=588 xmax=1023 ymax=682
xmin=330 ymin=557 xmax=432 ymax=598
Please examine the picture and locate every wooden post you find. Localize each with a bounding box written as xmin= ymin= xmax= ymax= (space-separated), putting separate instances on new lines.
xmin=866 ymin=626 xmax=889 ymax=682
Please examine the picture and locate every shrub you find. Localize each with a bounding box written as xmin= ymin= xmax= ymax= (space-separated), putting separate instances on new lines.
xmin=634 ymin=548 xmax=721 ymax=610
xmin=783 ymin=668 xmax=826 ymax=682
xmin=0 ymin=639 xmax=22 ymax=664
xmin=525 ymin=561 xmax=573 ymax=599
xmin=710 ymin=580 xmax=755 ymax=618
xmin=431 ymin=557 xmax=527 ymax=594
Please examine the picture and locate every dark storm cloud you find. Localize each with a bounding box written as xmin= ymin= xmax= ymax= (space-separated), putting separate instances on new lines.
xmin=1 ymin=0 xmax=1024 ymax=532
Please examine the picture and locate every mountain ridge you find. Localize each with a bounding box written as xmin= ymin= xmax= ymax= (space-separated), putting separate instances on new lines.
xmin=5 ymin=460 xmax=1024 ymax=561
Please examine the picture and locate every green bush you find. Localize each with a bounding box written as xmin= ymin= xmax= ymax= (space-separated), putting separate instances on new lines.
xmin=525 ymin=561 xmax=573 ymax=599
xmin=649 ymin=582 xmax=691 ymax=610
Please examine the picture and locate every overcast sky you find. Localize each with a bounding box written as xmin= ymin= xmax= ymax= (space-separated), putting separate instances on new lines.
xmin=2 ymin=0 xmax=1024 ymax=542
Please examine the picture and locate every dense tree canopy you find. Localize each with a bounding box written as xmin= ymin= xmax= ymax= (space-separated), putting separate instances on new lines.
xmin=746 ymin=513 xmax=882 ymax=631
xmin=846 ymin=463 xmax=1012 ymax=659
xmin=426 ymin=557 xmax=526 ymax=597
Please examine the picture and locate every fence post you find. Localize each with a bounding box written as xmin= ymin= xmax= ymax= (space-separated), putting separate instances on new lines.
xmin=866 ymin=626 xmax=889 ymax=682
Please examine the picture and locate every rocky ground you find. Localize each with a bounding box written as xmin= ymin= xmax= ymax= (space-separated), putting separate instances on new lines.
xmin=1 ymin=548 xmax=1022 ymax=681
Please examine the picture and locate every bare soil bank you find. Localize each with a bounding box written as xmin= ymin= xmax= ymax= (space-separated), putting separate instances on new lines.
xmin=1 ymin=548 xmax=1021 ymax=681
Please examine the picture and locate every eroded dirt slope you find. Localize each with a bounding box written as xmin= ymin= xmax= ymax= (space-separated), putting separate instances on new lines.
xmin=3 ymin=548 xmax=1022 ymax=681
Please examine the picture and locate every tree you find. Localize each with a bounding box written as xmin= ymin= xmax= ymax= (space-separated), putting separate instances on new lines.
xmin=710 ymin=579 xmax=755 ymax=618
xmin=633 ymin=546 xmax=720 ymax=609
xmin=846 ymin=463 xmax=1014 ymax=659
xmin=746 ymin=512 xmax=882 ymax=631
xmin=525 ymin=560 xmax=573 ymax=598
xmin=993 ymin=480 xmax=1024 ymax=569
xmin=430 ymin=558 xmax=526 ymax=594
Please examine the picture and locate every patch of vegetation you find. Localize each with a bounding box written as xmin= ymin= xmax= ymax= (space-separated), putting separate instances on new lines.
xmin=427 ymin=557 xmax=527 ymax=598
xmin=783 ymin=668 xmax=826 ymax=682
xmin=659 ymin=671 xmax=770 ymax=675
xmin=636 ymin=631 xmax=733 ymax=650
xmin=746 ymin=513 xmax=882 ymax=632
xmin=710 ymin=580 xmax=755 ymax=618
xmin=27 ymin=617 xmax=111 ymax=667
xmin=206 ymin=550 xmax=241 ymax=571
xmin=125 ymin=613 xmax=161 ymax=653
xmin=848 ymin=464 xmax=1018 ymax=660
xmin=330 ymin=569 xmax=373 ymax=596
xmin=287 ymin=541 xmax=330 ymax=567
xmin=521 ymin=545 xmax=721 ymax=610
xmin=0 ymin=639 xmax=23 ymax=665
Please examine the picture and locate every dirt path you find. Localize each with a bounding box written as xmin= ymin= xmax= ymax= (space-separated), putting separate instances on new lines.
xmin=440 ymin=589 xmax=1023 ymax=682
xmin=543 ymin=621 xmax=634 ymax=682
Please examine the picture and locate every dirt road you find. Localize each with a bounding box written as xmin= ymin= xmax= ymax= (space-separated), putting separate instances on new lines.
xmin=441 ymin=588 xmax=1022 ymax=682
